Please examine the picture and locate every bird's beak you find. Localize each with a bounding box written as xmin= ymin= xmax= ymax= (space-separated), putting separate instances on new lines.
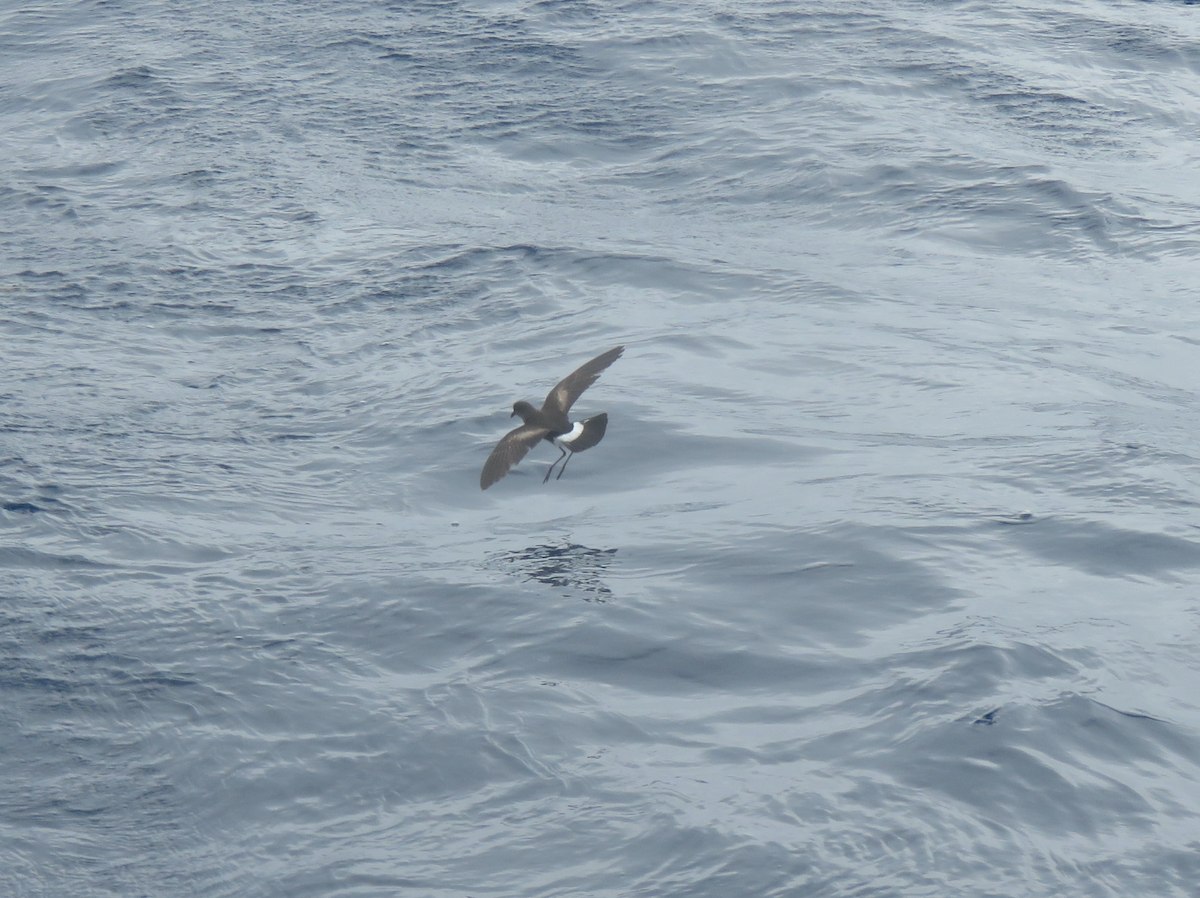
xmin=510 ymin=410 xmax=517 ymax=417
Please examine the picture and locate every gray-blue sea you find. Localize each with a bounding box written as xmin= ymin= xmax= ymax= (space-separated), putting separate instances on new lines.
xmin=4 ymin=1 xmax=1200 ymax=895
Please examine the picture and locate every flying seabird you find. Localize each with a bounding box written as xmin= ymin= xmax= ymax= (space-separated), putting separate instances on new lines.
xmin=480 ymin=345 xmax=624 ymax=490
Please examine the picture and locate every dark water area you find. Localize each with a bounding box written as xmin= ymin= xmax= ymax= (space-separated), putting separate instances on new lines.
xmin=3 ymin=1 xmax=1200 ymax=895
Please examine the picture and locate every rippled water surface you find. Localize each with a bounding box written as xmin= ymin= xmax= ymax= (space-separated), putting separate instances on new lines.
xmin=4 ymin=1 xmax=1200 ymax=895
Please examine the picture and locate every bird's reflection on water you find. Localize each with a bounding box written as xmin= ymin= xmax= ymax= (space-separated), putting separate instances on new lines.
xmin=491 ymin=542 xmax=617 ymax=601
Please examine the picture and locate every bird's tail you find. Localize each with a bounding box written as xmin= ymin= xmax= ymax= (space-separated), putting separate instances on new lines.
xmin=567 ymin=413 xmax=608 ymax=452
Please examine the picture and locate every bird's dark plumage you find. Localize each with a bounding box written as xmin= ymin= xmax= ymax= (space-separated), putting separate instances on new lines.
xmin=480 ymin=346 xmax=623 ymax=490
xmin=479 ymin=423 xmax=549 ymax=490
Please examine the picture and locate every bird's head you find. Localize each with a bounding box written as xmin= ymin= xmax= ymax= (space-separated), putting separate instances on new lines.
xmin=511 ymin=400 xmax=538 ymax=422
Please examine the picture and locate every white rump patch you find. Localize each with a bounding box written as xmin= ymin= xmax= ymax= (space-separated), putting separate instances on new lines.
xmin=553 ymin=421 xmax=585 ymax=448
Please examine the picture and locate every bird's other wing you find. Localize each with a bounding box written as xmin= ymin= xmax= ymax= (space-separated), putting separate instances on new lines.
xmin=543 ymin=345 xmax=624 ymax=416
xmin=480 ymin=424 xmax=549 ymax=490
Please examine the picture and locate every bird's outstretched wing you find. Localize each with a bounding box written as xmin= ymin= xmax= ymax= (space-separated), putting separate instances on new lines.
xmin=543 ymin=345 xmax=624 ymax=416
xmin=480 ymin=424 xmax=549 ymax=490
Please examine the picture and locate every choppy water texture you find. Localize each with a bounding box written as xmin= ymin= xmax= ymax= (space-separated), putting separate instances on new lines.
xmin=3 ymin=1 xmax=1200 ymax=895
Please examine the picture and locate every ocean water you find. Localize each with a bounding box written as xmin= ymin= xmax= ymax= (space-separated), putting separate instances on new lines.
xmin=3 ymin=0 xmax=1200 ymax=895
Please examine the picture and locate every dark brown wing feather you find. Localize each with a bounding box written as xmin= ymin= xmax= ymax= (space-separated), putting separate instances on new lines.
xmin=543 ymin=345 xmax=624 ymax=416
xmin=480 ymin=424 xmax=549 ymax=490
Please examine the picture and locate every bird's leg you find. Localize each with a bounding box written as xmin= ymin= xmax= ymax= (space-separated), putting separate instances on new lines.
xmin=555 ymin=451 xmax=574 ymax=480
xmin=543 ymin=447 xmax=567 ymax=483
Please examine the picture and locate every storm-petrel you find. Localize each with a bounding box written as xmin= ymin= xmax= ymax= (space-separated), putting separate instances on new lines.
xmin=480 ymin=346 xmax=624 ymax=490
